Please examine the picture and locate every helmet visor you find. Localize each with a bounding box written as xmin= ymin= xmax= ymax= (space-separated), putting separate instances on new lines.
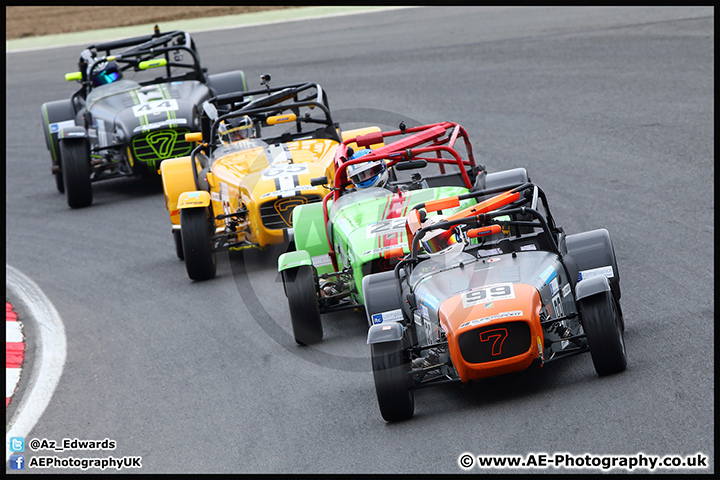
xmin=421 ymin=228 xmax=461 ymax=254
xmin=350 ymin=162 xmax=384 ymax=186
xmin=93 ymin=70 xmax=120 ymax=86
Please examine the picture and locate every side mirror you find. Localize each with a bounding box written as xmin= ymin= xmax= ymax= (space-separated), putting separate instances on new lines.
xmin=395 ymin=159 xmax=428 ymax=171
xmin=311 ymin=176 xmax=328 ymax=186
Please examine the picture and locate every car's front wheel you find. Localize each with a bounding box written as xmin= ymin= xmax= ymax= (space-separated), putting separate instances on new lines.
xmin=284 ymin=265 xmax=322 ymax=345
xmin=59 ymin=139 xmax=92 ymax=208
xmin=173 ymin=229 xmax=184 ymax=260
xmin=54 ymin=166 xmax=65 ymax=193
xmin=371 ymin=336 xmax=414 ymax=422
xmin=580 ymin=291 xmax=627 ymax=376
xmin=180 ymin=207 xmax=216 ymax=280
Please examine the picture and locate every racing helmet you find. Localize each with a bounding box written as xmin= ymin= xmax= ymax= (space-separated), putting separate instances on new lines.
xmin=218 ymin=115 xmax=256 ymax=145
xmin=91 ymin=61 xmax=122 ymax=86
xmin=420 ymin=215 xmax=464 ymax=256
xmin=346 ymin=149 xmax=389 ymax=189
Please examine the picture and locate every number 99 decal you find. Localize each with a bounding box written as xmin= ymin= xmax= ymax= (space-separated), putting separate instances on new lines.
xmin=462 ymin=283 xmax=515 ymax=308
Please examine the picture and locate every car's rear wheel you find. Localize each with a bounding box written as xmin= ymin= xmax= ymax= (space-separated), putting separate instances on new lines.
xmin=181 ymin=207 xmax=216 ymax=280
xmin=173 ymin=229 xmax=184 ymax=260
xmin=284 ymin=265 xmax=322 ymax=345
xmin=371 ymin=336 xmax=414 ymax=422
xmin=59 ymin=139 xmax=92 ymax=208
xmin=580 ymin=291 xmax=627 ymax=376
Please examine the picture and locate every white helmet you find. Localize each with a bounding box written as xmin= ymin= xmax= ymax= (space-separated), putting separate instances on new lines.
xmin=346 ymin=149 xmax=388 ymax=189
xmin=218 ymin=115 xmax=255 ymax=145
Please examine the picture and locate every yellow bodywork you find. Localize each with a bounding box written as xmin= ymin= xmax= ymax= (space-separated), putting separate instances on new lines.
xmin=162 ymin=138 xmax=333 ymax=248
xmin=162 ymin=126 xmax=382 ymax=249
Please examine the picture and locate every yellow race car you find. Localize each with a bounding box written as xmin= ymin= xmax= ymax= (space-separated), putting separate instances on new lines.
xmin=161 ymin=76 xmax=381 ymax=280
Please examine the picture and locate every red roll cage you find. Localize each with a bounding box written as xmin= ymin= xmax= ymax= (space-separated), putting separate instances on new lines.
xmin=321 ymin=121 xmax=479 ymax=270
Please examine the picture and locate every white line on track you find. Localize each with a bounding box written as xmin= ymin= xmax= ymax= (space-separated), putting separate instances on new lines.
xmin=5 ymin=265 xmax=67 ymax=464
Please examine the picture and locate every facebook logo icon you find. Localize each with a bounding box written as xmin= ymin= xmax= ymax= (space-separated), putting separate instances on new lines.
xmin=10 ymin=454 xmax=25 ymax=470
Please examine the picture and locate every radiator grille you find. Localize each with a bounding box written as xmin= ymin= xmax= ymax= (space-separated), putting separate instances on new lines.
xmin=458 ymin=321 xmax=531 ymax=364
xmin=131 ymin=128 xmax=192 ymax=171
xmin=259 ymin=195 xmax=322 ymax=230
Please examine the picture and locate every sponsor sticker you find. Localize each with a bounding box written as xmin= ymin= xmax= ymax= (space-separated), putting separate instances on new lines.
xmin=133 ymin=118 xmax=187 ymax=133
xmin=537 ymin=336 xmax=544 ymax=361
xmin=459 ymin=310 xmax=524 ymax=329
xmin=578 ymin=265 xmax=615 ymax=281
xmin=261 ymin=184 xmax=316 ymax=199
xmin=366 ymin=218 xmax=407 ymax=238
xmin=311 ymin=254 xmax=332 ymax=268
xmin=371 ymin=309 xmax=404 ymax=325
xmin=361 ymin=243 xmax=408 ymax=257
xmin=132 ymin=99 xmax=179 ymax=117
xmin=261 ymin=163 xmax=309 ymax=180
xmin=549 ymin=277 xmax=559 ymax=296
xmin=552 ymin=293 xmax=564 ymax=318
xmin=561 ymin=283 xmax=571 ymax=298
xmin=462 ymin=283 xmax=516 ymax=308
xmin=539 ymin=265 xmax=557 ymax=285
xmin=49 ymin=120 xmax=75 ymax=134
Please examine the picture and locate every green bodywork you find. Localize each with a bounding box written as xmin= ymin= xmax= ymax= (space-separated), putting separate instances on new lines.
xmin=279 ymin=185 xmax=478 ymax=305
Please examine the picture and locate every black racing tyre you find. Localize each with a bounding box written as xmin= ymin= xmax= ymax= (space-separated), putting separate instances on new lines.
xmin=173 ymin=229 xmax=184 ymax=260
xmin=54 ymin=166 xmax=65 ymax=193
xmin=284 ymin=265 xmax=322 ymax=345
xmin=180 ymin=207 xmax=216 ymax=280
xmin=59 ymin=139 xmax=92 ymax=208
xmin=580 ymin=291 xmax=627 ymax=376
xmin=371 ymin=337 xmax=414 ymax=422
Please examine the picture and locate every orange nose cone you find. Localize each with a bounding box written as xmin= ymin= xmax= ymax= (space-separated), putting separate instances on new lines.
xmin=438 ymin=282 xmax=544 ymax=382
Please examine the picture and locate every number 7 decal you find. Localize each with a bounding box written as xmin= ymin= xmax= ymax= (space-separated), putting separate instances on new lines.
xmin=479 ymin=328 xmax=508 ymax=356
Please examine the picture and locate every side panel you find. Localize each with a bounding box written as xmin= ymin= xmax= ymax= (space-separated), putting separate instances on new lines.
xmin=41 ymin=99 xmax=76 ymax=164
xmin=362 ymin=271 xmax=404 ymax=327
xmin=291 ymin=201 xmax=333 ymax=275
xmin=161 ymin=156 xmax=202 ymax=226
xmin=565 ymin=228 xmax=620 ymax=302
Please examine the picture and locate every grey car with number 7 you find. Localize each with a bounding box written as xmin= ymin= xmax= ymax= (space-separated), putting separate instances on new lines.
xmin=363 ymin=181 xmax=626 ymax=422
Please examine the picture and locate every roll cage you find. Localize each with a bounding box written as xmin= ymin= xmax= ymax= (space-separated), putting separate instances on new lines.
xmin=320 ymin=121 xmax=483 ymax=271
xmin=393 ymin=182 xmax=569 ymax=289
xmin=71 ymin=26 xmax=205 ymax=103
xmin=188 ymin=81 xmax=339 ymax=191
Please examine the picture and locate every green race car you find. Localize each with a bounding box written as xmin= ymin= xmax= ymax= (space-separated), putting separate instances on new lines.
xmin=278 ymin=121 xmax=530 ymax=344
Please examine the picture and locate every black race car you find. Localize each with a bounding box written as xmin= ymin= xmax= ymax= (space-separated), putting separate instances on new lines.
xmin=40 ymin=26 xmax=247 ymax=208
